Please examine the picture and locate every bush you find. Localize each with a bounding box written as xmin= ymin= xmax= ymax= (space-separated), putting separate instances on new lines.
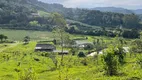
xmin=137 ymin=55 xmax=142 ymax=68
xmin=84 ymin=43 xmax=94 ymax=50
xmin=114 ymin=46 xmax=126 ymax=64
xmin=81 ymin=58 xmax=88 ymax=66
xmin=19 ymin=68 xmax=37 ymax=80
xmin=103 ymin=49 xmax=118 ymax=76
xmin=78 ymin=52 xmax=86 ymax=57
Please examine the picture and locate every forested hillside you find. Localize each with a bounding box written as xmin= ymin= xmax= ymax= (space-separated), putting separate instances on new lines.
xmin=0 ymin=0 xmax=56 ymax=30
xmin=22 ymin=0 xmax=142 ymax=29
xmin=0 ymin=0 xmax=141 ymax=30
xmin=92 ymin=7 xmax=134 ymax=14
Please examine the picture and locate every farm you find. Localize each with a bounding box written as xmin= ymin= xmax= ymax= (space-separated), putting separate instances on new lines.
xmin=0 ymin=29 xmax=142 ymax=80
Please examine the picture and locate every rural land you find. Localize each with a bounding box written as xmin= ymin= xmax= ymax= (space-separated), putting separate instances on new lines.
xmin=0 ymin=0 xmax=142 ymax=80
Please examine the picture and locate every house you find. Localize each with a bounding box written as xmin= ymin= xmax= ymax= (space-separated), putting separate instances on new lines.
xmin=74 ymin=40 xmax=93 ymax=48
xmin=35 ymin=44 xmax=56 ymax=52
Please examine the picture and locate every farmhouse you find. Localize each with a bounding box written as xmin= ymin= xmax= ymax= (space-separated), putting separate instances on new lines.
xmin=35 ymin=44 xmax=56 ymax=52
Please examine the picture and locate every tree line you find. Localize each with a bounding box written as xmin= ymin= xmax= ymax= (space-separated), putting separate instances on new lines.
xmin=67 ymin=26 xmax=140 ymax=39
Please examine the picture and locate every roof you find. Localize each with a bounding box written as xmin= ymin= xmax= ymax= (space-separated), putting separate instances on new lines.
xmin=75 ymin=40 xmax=93 ymax=45
xmin=35 ymin=44 xmax=55 ymax=50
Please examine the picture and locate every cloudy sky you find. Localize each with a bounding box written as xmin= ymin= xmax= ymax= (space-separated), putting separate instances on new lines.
xmin=38 ymin=0 xmax=142 ymax=9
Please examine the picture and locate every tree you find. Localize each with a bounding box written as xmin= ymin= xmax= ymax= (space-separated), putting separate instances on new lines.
xmin=131 ymin=40 xmax=142 ymax=54
xmin=114 ymin=46 xmax=126 ymax=64
xmin=53 ymin=39 xmax=57 ymax=45
xmin=94 ymin=38 xmax=106 ymax=64
xmin=23 ymin=36 xmax=30 ymax=44
xmin=0 ymin=34 xmax=5 ymax=42
xmin=52 ymin=12 xmax=67 ymax=66
xmin=122 ymin=14 xmax=140 ymax=28
xmin=122 ymin=29 xmax=140 ymax=39
xmin=29 ymin=21 xmax=40 ymax=27
xmin=3 ymin=35 xmax=8 ymax=41
xmin=78 ymin=52 xmax=86 ymax=57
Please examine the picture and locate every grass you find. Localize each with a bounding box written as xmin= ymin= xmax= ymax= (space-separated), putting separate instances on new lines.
xmin=38 ymin=11 xmax=51 ymax=18
xmin=0 ymin=42 xmax=141 ymax=80
xmin=0 ymin=29 xmax=141 ymax=80
xmin=0 ymin=29 xmax=54 ymax=41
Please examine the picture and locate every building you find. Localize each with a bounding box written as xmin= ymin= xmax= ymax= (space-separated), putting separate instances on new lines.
xmin=35 ymin=44 xmax=69 ymax=54
xmin=74 ymin=40 xmax=93 ymax=48
xmin=35 ymin=44 xmax=56 ymax=52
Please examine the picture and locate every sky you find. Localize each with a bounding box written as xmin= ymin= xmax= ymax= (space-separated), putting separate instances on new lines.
xmin=38 ymin=0 xmax=142 ymax=9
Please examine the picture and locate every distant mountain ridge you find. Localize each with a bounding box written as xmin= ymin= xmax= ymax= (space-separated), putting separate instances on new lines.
xmin=133 ymin=9 xmax=142 ymax=14
xmin=92 ymin=7 xmax=134 ymax=14
xmin=92 ymin=7 xmax=142 ymax=14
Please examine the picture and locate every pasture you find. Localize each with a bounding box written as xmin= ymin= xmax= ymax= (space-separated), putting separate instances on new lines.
xmin=0 ymin=42 xmax=141 ymax=80
xmin=0 ymin=29 xmax=141 ymax=80
xmin=0 ymin=29 xmax=53 ymax=41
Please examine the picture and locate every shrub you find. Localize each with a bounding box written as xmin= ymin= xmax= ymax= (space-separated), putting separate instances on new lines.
xmin=114 ymin=46 xmax=126 ymax=64
xmin=19 ymin=68 xmax=37 ymax=80
xmin=81 ymin=58 xmax=88 ymax=66
xmin=103 ymin=49 xmax=118 ymax=76
xmin=137 ymin=55 xmax=142 ymax=68
xmin=78 ymin=52 xmax=86 ymax=57
xmin=84 ymin=43 xmax=94 ymax=50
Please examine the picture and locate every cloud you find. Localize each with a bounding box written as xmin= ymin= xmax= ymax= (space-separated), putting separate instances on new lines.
xmin=38 ymin=0 xmax=142 ymax=9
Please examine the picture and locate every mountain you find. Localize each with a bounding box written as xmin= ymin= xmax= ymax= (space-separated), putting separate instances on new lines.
xmin=133 ymin=9 xmax=142 ymax=14
xmin=92 ymin=7 xmax=142 ymax=15
xmin=0 ymin=0 xmax=57 ymax=30
xmin=0 ymin=0 xmax=141 ymax=30
xmin=92 ymin=7 xmax=134 ymax=14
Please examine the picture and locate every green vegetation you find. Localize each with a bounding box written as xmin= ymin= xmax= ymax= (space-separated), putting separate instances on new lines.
xmin=0 ymin=40 xmax=141 ymax=80
xmin=0 ymin=0 xmax=142 ymax=80
xmin=0 ymin=0 xmax=141 ymax=31
xmin=0 ymin=29 xmax=53 ymax=41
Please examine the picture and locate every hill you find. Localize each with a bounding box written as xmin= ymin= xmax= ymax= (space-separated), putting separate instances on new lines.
xmin=0 ymin=0 xmax=57 ymax=31
xmin=92 ymin=7 xmax=142 ymax=15
xmin=133 ymin=9 xmax=142 ymax=14
xmin=92 ymin=7 xmax=134 ymax=14
xmin=0 ymin=0 xmax=141 ymax=31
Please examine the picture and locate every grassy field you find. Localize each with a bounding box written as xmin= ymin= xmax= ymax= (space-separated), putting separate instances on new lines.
xmin=0 ymin=29 xmax=54 ymax=41
xmin=0 ymin=42 xmax=141 ymax=80
xmin=0 ymin=29 xmax=117 ymax=42
xmin=0 ymin=29 xmax=141 ymax=80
